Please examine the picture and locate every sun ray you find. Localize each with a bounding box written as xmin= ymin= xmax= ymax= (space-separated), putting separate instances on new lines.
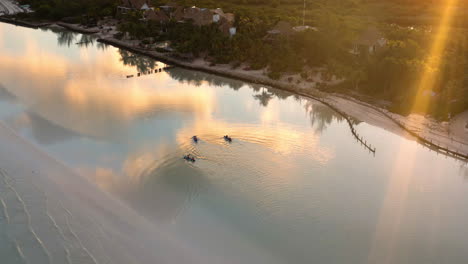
xmin=411 ymin=0 xmax=458 ymax=114
xmin=368 ymin=1 xmax=458 ymax=263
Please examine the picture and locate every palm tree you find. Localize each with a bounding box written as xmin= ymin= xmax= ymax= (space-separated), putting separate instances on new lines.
xmin=253 ymin=88 xmax=274 ymax=107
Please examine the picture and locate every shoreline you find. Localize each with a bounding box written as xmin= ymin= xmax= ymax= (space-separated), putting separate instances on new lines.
xmin=98 ymin=38 xmax=376 ymax=153
xmin=0 ymin=16 xmax=50 ymax=28
xmin=97 ymin=37 xmax=468 ymax=161
xmin=56 ymin=21 xmax=100 ymax=34
xmin=1 ymin=19 xmax=467 ymax=161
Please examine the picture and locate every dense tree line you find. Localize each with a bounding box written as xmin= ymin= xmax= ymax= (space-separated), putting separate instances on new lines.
xmin=119 ymin=0 xmax=359 ymax=74
xmin=22 ymin=0 xmax=116 ymax=20
xmin=160 ymin=0 xmax=467 ymax=118
xmin=18 ymin=0 xmax=468 ymax=118
xmin=337 ymin=25 xmax=468 ymax=118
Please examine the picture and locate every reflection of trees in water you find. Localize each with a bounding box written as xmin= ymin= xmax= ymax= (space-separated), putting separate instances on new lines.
xmin=96 ymin=42 xmax=108 ymax=51
xmin=166 ymin=67 xmax=244 ymax=90
xmin=167 ymin=67 xmax=295 ymax=107
xmin=76 ymin=34 xmax=96 ymax=48
xmin=268 ymin=87 xmax=291 ymax=100
xmin=47 ymin=27 xmax=98 ymax=48
xmin=252 ymin=86 xmax=293 ymax=107
xmin=56 ymin=30 xmax=78 ymax=47
xmin=166 ymin=66 xmax=346 ymax=133
xmin=160 ymin=64 xmax=348 ymax=133
xmin=118 ymin=49 xmax=157 ymax=73
xmin=251 ymin=85 xmax=261 ymax=92
xmin=253 ymin=88 xmax=274 ymax=107
xmin=304 ymin=100 xmax=343 ymax=133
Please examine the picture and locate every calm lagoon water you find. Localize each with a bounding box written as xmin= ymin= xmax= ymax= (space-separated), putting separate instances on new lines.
xmin=0 ymin=22 xmax=467 ymax=264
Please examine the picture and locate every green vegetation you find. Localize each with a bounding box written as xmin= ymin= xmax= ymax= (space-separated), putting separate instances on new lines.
xmin=120 ymin=0 xmax=361 ymax=73
xmin=16 ymin=0 xmax=468 ymax=118
xmin=22 ymin=0 xmax=116 ymax=20
xmin=366 ymin=0 xmax=468 ymax=27
xmin=338 ymin=24 xmax=468 ymax=118
xmin=173 ymin=0 xmax=468 ymax=118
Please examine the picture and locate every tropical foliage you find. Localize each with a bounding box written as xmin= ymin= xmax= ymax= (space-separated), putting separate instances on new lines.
xmin=22 ymin=0 xmax=116 ymax=20
xmin=19 ymin=0 xmax=468 ymax=118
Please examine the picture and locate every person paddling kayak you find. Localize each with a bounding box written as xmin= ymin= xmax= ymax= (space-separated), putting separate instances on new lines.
xmin=183 ymin=154 xmax=196 ymax=162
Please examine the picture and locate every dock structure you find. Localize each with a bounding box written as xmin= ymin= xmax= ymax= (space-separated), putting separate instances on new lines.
xmin=96 ymin=39 xmax=467 ymax=161
xmin=307 ymin=96 xmax=377 ymax=154
xmin=331 ymin=104 xmax=376 ymax=154
xmin=127 ymin=65 xmax=176 ymax=78
xmin=392 ymin=118 xmax=468 ymax=162
xmin=330 ymin=94 xmax=468 ymax=162
xmin=348 ymin=119 xmax=376 ymax=153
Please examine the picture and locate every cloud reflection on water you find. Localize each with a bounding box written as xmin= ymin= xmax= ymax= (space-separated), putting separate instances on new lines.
xmin=0 ymin=33 xmax=215 ymax=139
xmin=0 ymin=24 xmax=347 ymax=262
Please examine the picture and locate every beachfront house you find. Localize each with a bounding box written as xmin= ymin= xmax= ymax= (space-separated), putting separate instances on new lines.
xmin=183 ymin=6 xmax=213 ymax=26
xmin=144 ymin=9 xmax=170 ymax=24
xmin=180 ymin=6 xmax=236 ymax=36
xmin=171 ymin=6 xmax=185 ymax=22
xmin=212 ymin=8 xmax=225 ymax=23
xmin=157 ymin=2 xmax=185 ymax=22
xmin=351 ymin=27 xmax=387 ymax=55
xmin=218 ymin=19 xmax=236 ymax=36
xmin=159 ymin=2 xmax=179 ymax=14
xmin=211 ymin=8 xmax=236 ymax=36
xmin=140 ymin=3 xmax=151 ymax=11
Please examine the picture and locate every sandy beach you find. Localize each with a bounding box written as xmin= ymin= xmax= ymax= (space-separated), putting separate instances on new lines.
xmin=1 ymin=19 xmax=468 ymax=264
xmin=0 ymin=17 xmax=466 ymax=158
xmin=95 ymin=31 xmax=468 ymax=159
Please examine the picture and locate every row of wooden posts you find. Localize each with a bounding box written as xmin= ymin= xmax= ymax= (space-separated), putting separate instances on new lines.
xmin=331 ymin=94 xmax=467 ymax=162
xmin=393 ymin=119 xmax=468 ymax=162
xmin=312 ymin=97 xmax=377 ymax=154
xmin=424 ymin=142 xmax=468 ymax=163
xmin=348 ymin=119 xmax=377 ymax=154
xmin=126 ymin=65 xmax=174 ymax=78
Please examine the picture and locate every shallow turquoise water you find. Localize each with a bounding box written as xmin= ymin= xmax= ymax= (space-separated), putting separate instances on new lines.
xmin=0 ymin=22 xmax=467 ymax=264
